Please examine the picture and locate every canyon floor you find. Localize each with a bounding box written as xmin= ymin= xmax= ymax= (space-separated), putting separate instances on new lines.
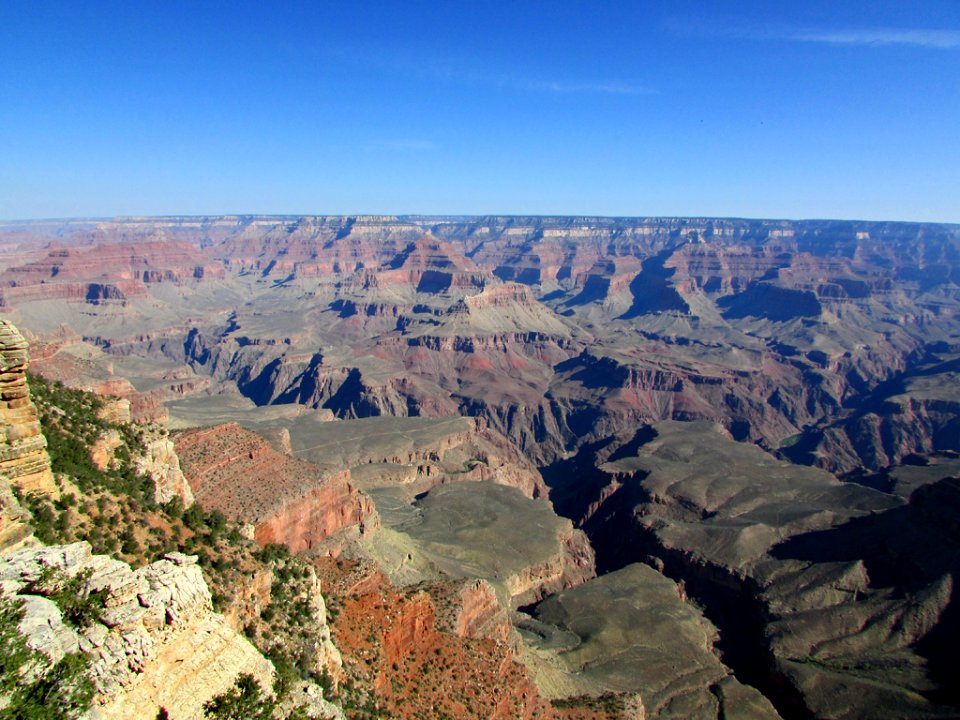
xmin=2 ymin=215 xmax=959 ymax=719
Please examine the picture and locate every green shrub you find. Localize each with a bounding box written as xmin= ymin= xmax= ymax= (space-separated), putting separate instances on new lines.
xmin=203 ymin=673 xmax=274 ymax=720
xmin=0 ymin=596 xmax=94 ymax=719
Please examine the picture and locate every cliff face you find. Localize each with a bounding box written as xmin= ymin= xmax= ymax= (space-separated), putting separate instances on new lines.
xmin=442 ymin=579 xmax=513 ymax=644
xmin=285 ymin=415 xmax=548 ymax=500
xmin=558 ymin=421 xmax=960 ymax=719
xmin=0 ymin=320 xmax=56 ymax=496
xmin=252 ymin=471 xmax=377 ymax=554
xmin=0 ymin=542 xmax=273 ymax=720
xmin=174 ymin=423 xmax=377 ymax=554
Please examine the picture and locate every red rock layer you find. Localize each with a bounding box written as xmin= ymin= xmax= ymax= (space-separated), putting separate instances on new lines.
xmin=174 ymin=423 xmax=377 ymax=555
xmin=320 ymin=559 xmax=623 ymax=720
xmin=0 ymin=240 xmax=223 ymax=307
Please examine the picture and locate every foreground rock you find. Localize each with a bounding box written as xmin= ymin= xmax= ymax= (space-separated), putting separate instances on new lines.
xmin=0 ymin=541 xmax=273 ymax=720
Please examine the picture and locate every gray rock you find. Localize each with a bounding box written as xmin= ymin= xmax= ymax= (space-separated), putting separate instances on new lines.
xmin=17 ymin=594 xmax=79 ymax=663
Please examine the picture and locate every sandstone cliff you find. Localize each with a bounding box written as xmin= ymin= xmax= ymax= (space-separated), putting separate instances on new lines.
xmin=0 ymin=320 xmax=56 ymax=496
xmin=0 ymin=477 xmax=35 ymax=551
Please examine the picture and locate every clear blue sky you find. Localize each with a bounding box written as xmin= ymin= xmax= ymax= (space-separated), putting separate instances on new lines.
xmin=2 ymin=1 xmax=959 ymax=221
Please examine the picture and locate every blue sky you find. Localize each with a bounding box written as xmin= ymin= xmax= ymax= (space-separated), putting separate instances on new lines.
xmin=1 ymin=1 xmax=959 ymax=221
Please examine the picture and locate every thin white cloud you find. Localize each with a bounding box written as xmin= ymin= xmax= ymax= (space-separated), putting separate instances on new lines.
xmin=665 ymin=16 xmax=960 ymax=50
xmin=328 ymin=46 xmax=652 ymax=96
xmin=515 ymin=78 xmax=652 ymax=95
xmin=793 ymin=28 xmax=960 ymax=49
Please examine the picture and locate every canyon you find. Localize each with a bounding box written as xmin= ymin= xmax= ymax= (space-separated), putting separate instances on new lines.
xmin=1 ymin=215 xmax=959 ymax=719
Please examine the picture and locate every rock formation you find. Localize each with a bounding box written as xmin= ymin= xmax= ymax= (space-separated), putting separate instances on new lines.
xmin=547 ymin=421 xmax=960 ymax=719
xmin=523 ymin=563 xmax=779 ymax=719
xmin=0 ymin=542 xmax=273 ymax=720
xmin=272 ymin=415 xmax=547 ymax=499
xmin=3 ymin=215 xmax=960 ymax=718
xmin=136 ymin=435 xmax=195 ymax=507
xmin=5 ymin=215 xmax=958 ymax=475
xmin=0 ymin=478 xmax=35 ymax=552
xmin=0 ymin=320 xmax=56 ymax=496
xmin=174 ymin=423 xmax=378 ymax=554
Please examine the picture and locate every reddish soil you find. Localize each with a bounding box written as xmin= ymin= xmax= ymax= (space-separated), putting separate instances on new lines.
xmin=313 ymin=558 xmax=636 ymax=720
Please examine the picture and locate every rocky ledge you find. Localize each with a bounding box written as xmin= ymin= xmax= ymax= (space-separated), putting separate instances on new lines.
xmin=0 ymin=541 xmax=273 ymax=720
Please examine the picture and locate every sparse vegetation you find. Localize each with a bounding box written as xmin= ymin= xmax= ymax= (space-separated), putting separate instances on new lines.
xmin=551 ymin=692 xmax=628 ymax=714
xmin=0 ymin=596 xmax=95 ymax=720
xmin=34 ymin=567 xmax=107 ymax=629
xmin=20 ymin=377 xmax=338 ymax=718
xmin=203 ymin=673 xmax=274 ymax=720
xmin=28 ymin=374 xmax=153 ymax=505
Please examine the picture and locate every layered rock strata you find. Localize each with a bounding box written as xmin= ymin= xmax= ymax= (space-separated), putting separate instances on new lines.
xmin=0 ymin=320 xmax=56 ymax=495
xmin=174 ymin=423 xmax=378 ymax=554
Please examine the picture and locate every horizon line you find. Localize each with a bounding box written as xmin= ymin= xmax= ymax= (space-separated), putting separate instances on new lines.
xmin=1 ymin=213 xmax=959 ymax=227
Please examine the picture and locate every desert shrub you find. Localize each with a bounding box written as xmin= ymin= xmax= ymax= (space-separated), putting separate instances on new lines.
xmin=203 ymin=673 xmax=274 ymax=720
xmin=0 ymin=596 xmax=94 ymax=719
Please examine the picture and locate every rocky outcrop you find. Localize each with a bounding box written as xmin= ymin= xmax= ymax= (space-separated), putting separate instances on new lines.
xmin=95 ymin=397 xmax=132 ymax=425
xmin=300 ymin=564 xmax=343 ymax=680
xmin=0 ymin=542 xmax=273 ymax=720
xmin=0 ymin=320 xmax=56 ymax=496
xmin=443 ymin=579 xmax=513 ymax=644
xmin=277 ymin=681 xmax=346 ymax=720
xmin=85 ymin=378 xmax=169 ymax=424
xmin=0 ymin=477 xmax=35 ymax=551
xmin=174 ymin=423 xmax=378 ymax=554
xmin=90 ymin=430 xmax=124 ymax=471
xmin=135 ymin=436 xmax=195 ymax=507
